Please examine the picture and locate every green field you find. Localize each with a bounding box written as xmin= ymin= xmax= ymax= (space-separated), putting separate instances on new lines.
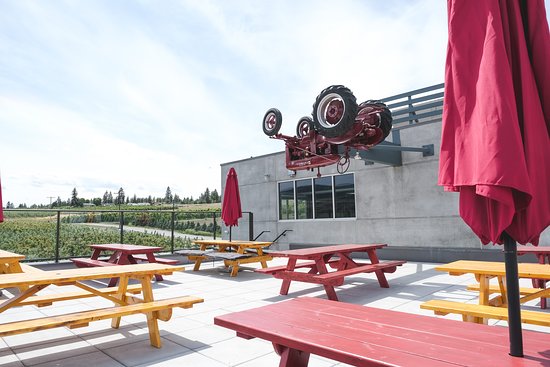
xmin=0 ymin=217 xmax=204 ymax=261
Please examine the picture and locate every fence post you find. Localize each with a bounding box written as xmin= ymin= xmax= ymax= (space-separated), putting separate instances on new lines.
xmin=248 ymin=212 xmax=254 ymax=241
xmin=119 ymin=211 xmax=124 ymax=244
xmin=55 ymin=211 xmax=61 ymax=263
xmin=171 ymin=210 xmax=175 ymax=253
xmin=212 ymin=212 xmax=217 ymax=240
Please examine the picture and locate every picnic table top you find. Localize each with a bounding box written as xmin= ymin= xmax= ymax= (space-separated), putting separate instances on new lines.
xmin=268 ymin=243 xmax=387 ymax=258
xmin=0 ymin=263 xmax=183 ymax=288
xmin=517 ymin=246 xmax=550 ymax=255
xmin=436 ymin=260 xmax=550 ymax=279
xmin=214 ymin=297 xmax=550 ymax=366
xmin=193 ymin=239 xmax=272 ymax=248
xmin=90 ymin=243 xmax=163 ymax=253
xmin=0 ymin=250 xmax=25 ymax=261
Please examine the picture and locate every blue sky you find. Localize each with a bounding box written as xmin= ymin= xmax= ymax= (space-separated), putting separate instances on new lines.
xmin=1 ymin=0 xmax=548 ymax=206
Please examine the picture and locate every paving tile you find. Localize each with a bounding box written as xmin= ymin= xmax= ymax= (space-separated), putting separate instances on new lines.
xmin=102 ymin=337 xmax=191 ymax=366
xmin=30 ymin=350 xmax=124 ymax=367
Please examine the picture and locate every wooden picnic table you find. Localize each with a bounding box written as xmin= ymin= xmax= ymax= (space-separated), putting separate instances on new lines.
xmin=422 ymin=260 xmax=550 ymax=325
xmin=256 ymin=244 xmax=405 ymax=301
xmin=517 ymin=246 xmax=550 ymax=308
xmin=0 ymin=263 xmax=203 ymax=348
xmin=0 ymin=249 xmax=25 ymax=275
xmin=214 ymin=297 xmax=550 ymax=367
xmin=71 ymin=243 xmax=179 ymax=286
xmin=185 ymin=239 xmax=273 ymax=277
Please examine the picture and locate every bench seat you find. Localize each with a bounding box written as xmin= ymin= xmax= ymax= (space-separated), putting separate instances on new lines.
xmin=175 ymin=249 xmax=212 ymax=257
xmin=71 ymin=258 xmax=117 ymax=267
xmin=466 ymin=283 xmax=542 ymax=295
xmin=131 ymin=255 xmax=180 ymax=265
xmin=420 ymin=300 xmax=550 ymax=326
xmin=313 ymin=260 xmax=406 ymax=283
xmin=19 ymin=284 xmax=143 ymax=307
xmin=255 ymin=259 xmax=342 ymax=275
xmin=204 ymin=252 xmax=252 ymax=261
xmin=0 ymin=295 xmax=204 ymax=340
xmin=19 ymin=263 xmax=44 ymax=273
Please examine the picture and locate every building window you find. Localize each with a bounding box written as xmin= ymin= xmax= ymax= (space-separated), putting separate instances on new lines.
xmin=296 ymin=179 xmax=313 ymax=219
xmin=334 ymin=173 xmax=356 ymax=218
xmin=314 ymin=176 xmax=333 ymax=218
xmin=278 ymin=173 xmax=355 ymax=220
xmin=278 ymin=181 xmax=295 ymax=220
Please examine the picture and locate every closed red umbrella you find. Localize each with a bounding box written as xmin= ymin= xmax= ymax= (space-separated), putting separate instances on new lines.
xmin=221 ymin=167 xmax=242 ymax=241
xmin=439 ymin=0 xmax=550 ymax=357
xmin=0 ymin=176 xmax=4 ymax=223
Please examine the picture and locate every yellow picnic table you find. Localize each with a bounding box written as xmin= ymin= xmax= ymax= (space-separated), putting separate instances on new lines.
xmin=0 ymin=249 xmax=25 ymax=275
xmin=0 ymin=263 xmax=203 ymax=347
xmin=421 ymin=260 xmax=550 ymax=325
xmin=187 ymin=239 xmax=273 ymax=277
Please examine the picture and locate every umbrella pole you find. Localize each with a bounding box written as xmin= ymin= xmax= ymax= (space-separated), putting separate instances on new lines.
xmin=503 ymin=231 xmax=523 ymax=357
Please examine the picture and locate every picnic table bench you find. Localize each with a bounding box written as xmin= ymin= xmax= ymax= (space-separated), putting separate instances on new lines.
xmin=214 ymin=297 xmax=550 ymax=366
xmin=422 ymin=260 xmax=550 ymax=325
xmin=71 ymin=243 xmax=180 ymax=286
xmin=0 ymin=263 xmax=203 ymax=348
xmin=257 ymin=244 xmax=405 ymax=301
xmin=178 ymin=240 xmax=273 ymax=277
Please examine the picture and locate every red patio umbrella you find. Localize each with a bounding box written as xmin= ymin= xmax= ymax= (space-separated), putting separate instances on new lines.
xmin=221 ymin=167 xmax=242 ymax=241
xmin=439 ymin=0 xmax=550 ymax=357
xmin=0 ymin=176 xmax=4 ymax=223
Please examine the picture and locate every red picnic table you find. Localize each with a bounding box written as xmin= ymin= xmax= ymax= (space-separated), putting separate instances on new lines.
xmin=256 ymin=244 xmax=405 ymax=301
xmin=71 ymin=243 xmax=179 ymax=287
xmin=517 ymin=246 xmax=550 ymax=309
xmin=214 ymin=297 xmax=550 ymax=367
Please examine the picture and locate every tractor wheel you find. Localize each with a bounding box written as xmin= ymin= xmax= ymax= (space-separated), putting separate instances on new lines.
xmin=312 ymin=85 xmax=358 ymax=138
xmin=296 ymin=116 xmax=313 ymax=138
xmin=263 ymin=108 xmax=282 ymax=136
xmin=360 ymin=100 xmax=393 ymax=140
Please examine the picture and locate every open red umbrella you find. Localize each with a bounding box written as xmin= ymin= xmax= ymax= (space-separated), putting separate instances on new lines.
xmin=439 ymin=0 xmax=550 ymax=357
xmin=221 ymin=167 xmax=242 ymax=241
xmin=0 ymin=176 xmax=4 ymax=223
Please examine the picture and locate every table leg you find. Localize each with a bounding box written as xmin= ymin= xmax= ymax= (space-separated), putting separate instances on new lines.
xmin=140 ymin=275 xmax=162 ymax=348
xmin=366 ymin=249 xmax=389 ymax=288
xmin=477 ymin=275 xmax=491 ymax=324
xmin=111 ymin=275 xmax=129 ymax=329
xmin=274 ymin=344 xmax=310 ymax=367
xmin=280 ymin=258 xmax=297 ymax=295
xmin=145 ymin=253 xmax=164 ymax=281
xmin=314 ymin=258 xmax=339 ymax=301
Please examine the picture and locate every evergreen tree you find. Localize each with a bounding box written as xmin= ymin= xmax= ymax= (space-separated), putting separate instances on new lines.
xmin=102 ymin=191 xmax=109 ymax=205
xmin=164 ymin=186 xmax=173 ymax=203
xmin=115 ymin=187 xmax=125 ymax=205
xmin=210 ymin=189 xmax=220 ymax=203
xmin=70 ymin=188 xmax=79 ymax=207
xmin=107 ymin=191 xmax=113 ymax=204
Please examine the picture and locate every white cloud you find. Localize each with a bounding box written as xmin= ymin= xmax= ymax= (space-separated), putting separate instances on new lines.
xmin=1 ymin=0 xmax=546 ymax=206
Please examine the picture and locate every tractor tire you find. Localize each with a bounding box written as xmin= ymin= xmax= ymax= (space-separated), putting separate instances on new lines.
xmin=263 ymin=108 xmax=283 ymax=136
xmin=360 ymin=100 xmax=392 ymax=140
xmin=296 ymin=116 xmax=313 ymax=138
xmin=312 ymin=85 xmax=358 ymax=138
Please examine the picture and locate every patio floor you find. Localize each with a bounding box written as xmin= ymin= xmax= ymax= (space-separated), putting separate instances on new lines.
xmin=1 ymin=258 xmax=548 ymax=367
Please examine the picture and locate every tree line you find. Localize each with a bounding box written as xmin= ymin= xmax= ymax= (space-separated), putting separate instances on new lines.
xmin=8 ymin=186 xmax=220 ymax=209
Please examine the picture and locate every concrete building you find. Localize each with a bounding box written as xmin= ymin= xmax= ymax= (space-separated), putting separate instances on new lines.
xmin=220 ymin=84 xmax=549 ymax=263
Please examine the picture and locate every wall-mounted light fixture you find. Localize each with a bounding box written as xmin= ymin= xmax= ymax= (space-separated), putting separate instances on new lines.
xmin=264 ymin=174 xmax=271 ymax=182
xmin=353 ymin=151 xmax=362 ymax=160
xmin=287 ymin=169 xmax=296 ymax=177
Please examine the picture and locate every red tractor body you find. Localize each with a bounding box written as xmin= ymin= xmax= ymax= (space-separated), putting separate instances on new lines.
xmin=263 ymin=85 xmax=392 ymax=174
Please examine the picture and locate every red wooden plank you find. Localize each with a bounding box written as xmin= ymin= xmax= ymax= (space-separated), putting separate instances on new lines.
xmin=314 ymin=261 xmax=405 ymax=281
xmin=216 ymin=312 xmax=457 ymax=367
xmin=89 ymin=243 xmax=163 ymax=254
xmin=214 ymin=298 xmax=550 ymax=366
xmin=294 ymin=297 xmax=550 ymax=350
xmin=269 ymin=244 xmax=387 ymax=259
